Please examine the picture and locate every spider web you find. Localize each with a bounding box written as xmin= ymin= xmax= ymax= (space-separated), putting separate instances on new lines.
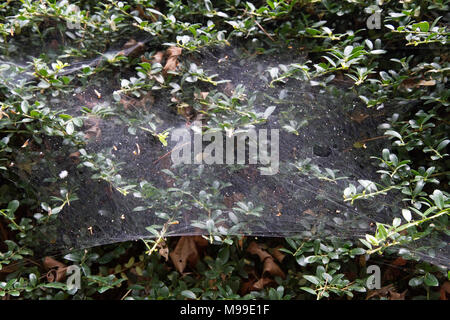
xmin=1 ymin=39 xmax=448 ymax=268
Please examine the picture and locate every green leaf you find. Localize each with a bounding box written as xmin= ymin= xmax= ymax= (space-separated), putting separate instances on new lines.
xmin=21 ymin=101 xmax=29 ymax=114
xmin=303 ymin=275 xmax=320 ymax=285
xmin=263 ymin=106 xmax=276 ymax=119
xmin=382 ymin=149 xmax=390 ymax=161
xmin=181 ymin=290 xmax=197 ymax=299
xmin=349 ymin=284 xmax=367 ymax=293
xmin=416 ymin=21 xmax=430 ymax=32
xmin=7 ymin=200 xmax=20 ymax=214
xmin=393 ymin=217 xmax=401 ymax=227
xmin=402 ymin=209 xmax=412 ymax=222
xmin=38 ymin=80 xmax=50 ymax=89
xmin=29 ymin=273 xmax=37 ymax=287
xmin=300 ymin=287 xmax=317 ymax=296
xmin=82 ymin=161 xmax=94 ymax=168
xmin=98 ymin=286 xmax=112 ymax=293
xmin=376 ymin=224 xmax=388 ymax=240
xmin=72 ymin=118 xmax=83 ymax=127
xmin=206 ymin=219 xmax=215 ymax=232
xmin=350 ymin=248 xmax=366 ymax=255
xmin=306 ymin=28 xmax=320 ymax=35
xmin=66 ymin=121 xmax=74 ymax=135
xmin=384 ymin=130 xmax=402 ymax=140
xmin=218 ymin=247 xmax=230 ymax=264
xmin=113 ymin=91 xmax=121 ymax=102
xmin=41 ymin=282 xmax=67 ymax=289
xmin=436 ymin=139 xmax=449 ymax=151
xmin=365 ymin=234 xmax=379 ymax=246
xmin=424 ymin=273 xmax=438 ymax=287
xmin=64 ymin=253 xmax=80 ymax=262
xmin=430 ymin=190 xmax=445 ymax=210
xmin=408 ymin=277 xmax=423 ymax=287
xmin=9 ymin=290 xmax=20 ymax=296
xmin=359 ymin=239 xmax=372 ymax=249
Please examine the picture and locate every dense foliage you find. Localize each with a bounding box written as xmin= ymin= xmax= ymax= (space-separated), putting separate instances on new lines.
xmin=0 ymin=0 xmax=448 ymax=300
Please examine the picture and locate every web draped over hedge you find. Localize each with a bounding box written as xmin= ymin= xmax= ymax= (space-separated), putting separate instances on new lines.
xmin=0 ymin=1 xmax=448 ymax=268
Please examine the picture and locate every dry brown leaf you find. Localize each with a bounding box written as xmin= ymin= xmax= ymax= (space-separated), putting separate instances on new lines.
xmin=43 ymin=256 xmax=66 ymax=269
xmin=238 ymin=237 xmax=245 ymax=250
xmin=208 ymin=279 xmax=218 ymax=291
xmin=158 ymin=240 xmax=169 ymax=262
xmin=263 ymin=257 xmax=285 ymax=279
xmin=302 ymin=209 xmax=316 ymax=216
xmin=389 ymin=289 xmax=407 ymax=300
xmin=271 ymin=246 xmax=286 ymax=263
xmin=350 ymin=112 xmax=369 ymax=124
xmin=400 ymin=78 xmax=417 ymax=89
xmin=417 ymin=79 xmax=436 ymax=86
xmin=166 ymin=46 xmax=182 ymax=58
xmin=163 ymin=46 xmax=182 ymax=75
xmin=223 ymin=82 xmax=234 ymax=96
xmin=163 ymin=56 xmax=179 ymax=74
xmin=169 ymin=236 xmax=199 ymax=273
xmin=152 ymin=51 xmax=165 ymax=64
xmin=392 ymin=257 xmax=407 ymax=266
xmin=177 ymin=103 xmax=195 ymax=121
xmin=46 ymin=268 xmax=68 ymax=283
xmin=401 ymin=78 xmax=436 ymax=89
xmin=140 ymin=55 xmax=152 ymax=63
xmin=43 ymin=257 xmax=67 ymax=283
xmin=194 ymin=92 xmax=209 ymax=100
xmin=193 ymin=235 xmax=209 ymax=249
xmin=21 ymin=139 xmax=30 ymax=148
xmin=119 ymin=39 xmax=146 ymax=58
xmin=240 ymin=279 xmax=256 ymax=295
xmin=69 ymin=151 xmax=80 ymax=161
xmin=252 ymin=277 xmax=275 ymax=290
xmin=440 ymin=281 xmax=450 ymax=300
xmin=159 ymin=248 xmax=169 ymax=261
xmin=224 ymin=192 xmax=244 ymax=209
xmin=0 ymin=111 xmax=9 ymax=120
xmin=247 ymin=241 xmax=285 ymax=279
xmin=136 ymin=5 xmax=158 ymax=22
xmin=84 ymin=117 xmax=101 ymax=141
xmin=0 ymin=264 xmax=20 ymax=273
xmin=366 ymin=283 xmax=394 ymax=300
xmin=247 ymin=241 xmax=271 ymax=261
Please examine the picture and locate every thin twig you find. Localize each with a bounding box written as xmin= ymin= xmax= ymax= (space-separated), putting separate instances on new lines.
xmin=254 ymin=20 xmax=275 ymax=42
xmin=121 ymin=289 xmax=132 ymax=300
xmin=153 ymin=141 xmax=191 ymax=164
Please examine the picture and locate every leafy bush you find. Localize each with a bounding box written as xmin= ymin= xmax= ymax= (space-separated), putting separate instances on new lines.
xmin=0 ymin=0 xmax=448 ymax=300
